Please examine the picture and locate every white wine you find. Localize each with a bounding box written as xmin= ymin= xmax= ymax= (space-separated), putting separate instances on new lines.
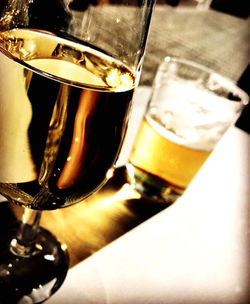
xmin=0 ymin=29 xmax=135 ymax=210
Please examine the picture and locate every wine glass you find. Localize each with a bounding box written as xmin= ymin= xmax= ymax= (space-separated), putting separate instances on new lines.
xmin=0 ymin=0 xmax=155 ymax=303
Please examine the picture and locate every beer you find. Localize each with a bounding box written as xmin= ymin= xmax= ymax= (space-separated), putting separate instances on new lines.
xmin=0 ymin=28 xmax=135 ymax=210
xmin=129 ymin=116 xmax=211 ymax=196
xmin=127 ymin=57 xmax=247 ymax=204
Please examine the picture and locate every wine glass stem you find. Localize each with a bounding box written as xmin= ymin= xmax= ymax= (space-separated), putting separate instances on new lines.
xmin=10 ymin=208 xmax=42 ymax=257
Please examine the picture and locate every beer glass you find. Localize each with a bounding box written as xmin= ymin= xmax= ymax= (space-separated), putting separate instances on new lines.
xmin=0 ymin=0 xmax=155 ymax=303
xmin=127 ymin=57 xmax=249 ymax=204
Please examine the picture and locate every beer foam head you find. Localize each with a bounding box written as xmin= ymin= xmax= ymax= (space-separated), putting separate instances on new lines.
xmin=147 ymin=79 xmax=243 ymax=151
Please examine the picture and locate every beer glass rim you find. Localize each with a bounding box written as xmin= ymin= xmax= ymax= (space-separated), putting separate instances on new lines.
xmin=160 ymin=56 xmax=249 ymax=106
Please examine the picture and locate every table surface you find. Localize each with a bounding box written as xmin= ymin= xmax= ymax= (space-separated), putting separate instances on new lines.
xmin=1 ymin=2 xmax=250 ymax=304
xmin=46 ymin=99 xmax=250 ymax=304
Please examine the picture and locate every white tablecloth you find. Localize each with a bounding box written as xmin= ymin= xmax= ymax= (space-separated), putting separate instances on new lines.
xmin=46 ymin=87 xmax=250 ymax=304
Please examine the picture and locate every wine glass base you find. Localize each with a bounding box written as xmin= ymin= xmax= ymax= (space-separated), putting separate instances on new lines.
xmin=0 ymin=225 xmax=69 ymax=304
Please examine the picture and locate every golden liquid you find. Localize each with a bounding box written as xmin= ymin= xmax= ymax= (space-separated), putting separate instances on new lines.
xmin=0 ymin=29 xmax=135 ymax=209
xmin=129 ymin=118 xmax=211 ymax=192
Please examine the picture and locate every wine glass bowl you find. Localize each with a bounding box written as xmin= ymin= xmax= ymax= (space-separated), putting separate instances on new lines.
xmin=0 ymin=28 xmax=135 ymax=210
xmin=0 ymin=0 xmax=155 ymax=210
